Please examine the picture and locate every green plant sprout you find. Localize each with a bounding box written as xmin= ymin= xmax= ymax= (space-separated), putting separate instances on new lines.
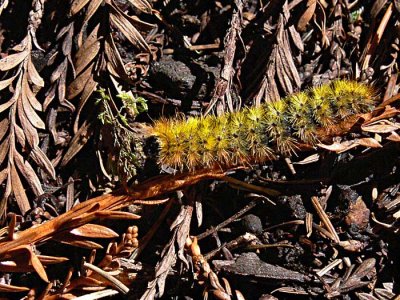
xmin=96 ymin=88 xmax=148 ymax=181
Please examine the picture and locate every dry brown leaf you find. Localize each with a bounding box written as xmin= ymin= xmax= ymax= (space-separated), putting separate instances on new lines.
xmin=0 ymin=98 xmax=17 ymax=114
xmin=78 ymin=0 xmax=103 ymax=47
xmin=30 ymin=147 xmax=56 ymax=180
xmin=67 ymin=276 xmax=105 ymax=289
xmin=3 ymin=245 xmax=49 ymax=282
xmin=0 ymin=50 xmax=28 ymax=71
xmin=14 ymin=151 xmax=43 ymax=196
xmin=0 ymin=169 xmax=8 ymax=185
xmin=10 ymin=163 xmax=31 ymax=214
xmin=76 ymin=23 xmax=100 ymax=60
xmin=69 ymin=0 xmax=90 ymax=16
xmin=43 ymin=84 xmax=57 ymax=110
xmin=11 ymin=37 xmax=28 ymax=52
xmin=74 ymin=38 xmax=101 ymax=75
xmin=0 ymin=282 xmax=29 ymax=293
xmin=276 ymin=51 xmax=293 ymax=93
xmin=361 ymin=121 xmax=400 ymax=133
xmin=23 ymin=76 xmax=42 ymax=111
xmin=370 ymin=106 xmax=400 ymax=121
xmin=0 ymin=138 xmax=9 ymax=165
xmin=14 ymin=124 xmax=26 ymax=149
xmin=293 ymin=153 xmax=320 ymax=165
xmin=61 ymin=120 xmax=94 ymax=166
xmin=357 ymin=138 xmax=384 ymax=148
xmin=118 ymin=9 xmax=155 ymax=32
xmin=0 ymin=74 xmax=17 ymax=91
xmin=50 ymin=58 xmax=68 ymax=83
xmin=104 ymin=35 xmax=131 ymax=82
xmin=17 ymin=96 xmax=39 ymax=147
xmin=371 ymin=0 xmax=388 ymax=19
xmin=297 ymin=0 xmax=316 ymax=31
xmin=53 ymin=235 xmax=104 ymax=249
xmin=0 ymin=0 xmax=10 ymax=16
xmin=62 ymin=24 xmax=74 ymax=56
xmin=67 ymin=62 xmax=94 ymax=99
xmin=318 ymin=138 xmax=383 ymax=153
xmin=37 ymin=255 xmax=69 ymax=264
xmin=66 ymin=177 xmax=74 ymax=211
xmin=56 ymin=23 xmax=73 ymax=40
xmin=25 ymin=247 xmax=49 ymax=282
xmin=126 ymin=0 xmax=153 ymax=13
xmin=58 ymin=64 xmax=67 ymax=103
xmin=0 ymin=118 xmax=9 ymax=141
xmin=289 ymin=25 xmax=304 ymax=51
xmin=387 ymin=131 xmax=400 ymax=141
xmin=0 ymin=261 xmax=37 ymax=273
xmin=21 ymin=93 xmax=45 ymax=130
xmin=70 ymin=224 xmax=119 ymax=238
xmin=94 ymin=210 xmax=141 ymax=220
xmin=73 ymin=75 xmax=97 ymax=132
xmin=27 ymin=58 xmax=44 ymax=87
xmin=280 ymin=29 xmax=301 ymax=89
xmin=109 ymin=3 xmax=150 ymax=52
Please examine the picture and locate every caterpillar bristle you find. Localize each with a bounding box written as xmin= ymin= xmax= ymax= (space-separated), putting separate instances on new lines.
xmin=151 ymin=80 xmax=376 ymax=171
xmin=275 ymin=136 xmax=298 ymax=155
xmin=309 ymin=96 xmax=333 ymax=127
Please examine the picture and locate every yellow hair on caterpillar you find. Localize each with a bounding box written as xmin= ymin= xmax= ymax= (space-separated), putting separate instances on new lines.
xmin=287 ymin=92 xmax=316 ymax=143
xmin=151 ymin=80 xmax=376 ymax=171
xmin=243 ymin=107 xmax=275 ymax=162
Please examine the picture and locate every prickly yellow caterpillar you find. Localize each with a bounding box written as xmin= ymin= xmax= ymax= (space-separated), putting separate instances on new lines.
xmin=151 ymin=80 xmax=376 ymax=171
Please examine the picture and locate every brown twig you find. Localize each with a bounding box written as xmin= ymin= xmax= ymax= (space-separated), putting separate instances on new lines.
xmin=196 ymin=200 xmax=258 ymax=241
xmin=311 ymin=196 xmax=340 ymax=243
xmin=0 ymin=169 xmax=226 ymax=258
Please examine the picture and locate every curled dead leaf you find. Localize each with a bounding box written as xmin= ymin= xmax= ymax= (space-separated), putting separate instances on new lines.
xmin=297 ymin=0 xmax=316 ymax=32
xmin=74 ymin=39 xmax=101 ymax=75
xmin=0 ymin=50 xmax=28 ymax=71
xmin=0 ymin=169 xmax=7 ymax=185
xmin=61 ymin=120 xmax=94 ymax=166
xmin=387 ymin=131 xmax=400 ymax=141
xmin=74 ymin=23 xmax=101 ymax=75
xmin=27 ymin=58 xmax=44 ymax=87
xmin=23 ymin=77 xmax=42 ymax=111
xmin=109 ymin=3 xmax=151 ymax=52
xmin=0 ymin=74 xmax=17 ymax=91
xmin=14 ymin=124 xmax=26 ymax=149
xmin=126 ymin=0 xmax=153 ymax=14
xmin=318 ymin=138 xmax=382 ymax=153
xmin=30 ymin=147 xmax=56 ymax=180
xmin=0 ymin=138 xmax=9 ymax=166
xmin=104 ymin=35 xmax=131 ymax=82
xmin=14 ymin=150 xmax=44 ymax=196
xmin=8 ymin=246 xmax=49 ymax=282
xmin=0 ymin=97 xmax=17 ymax=114
xmin=67 ymin=62 xmax=94 ymax=99
xmin=0 ymin=118 xmax=9 ymax=140
xmin=37 ymin=255 xmax=69 ymax=264
xmin=10 ymin=163 xmax=31 ymax=214
xmin=362 ymin=120 xmax=400 ymax=133
xmin=21 ymin=92 xmax=45 ymax=129
xmin=69 ymin=0 xmax=90 ymax=16
xmin=70 ymin=224 xmax=119 ymax=239
xmin=0 ymin=282 xmax=30 ymax=293
xmin=17 ymin=95 xmax=40 ymax=147
xmin=94 ymin=210 xmax=141 ymax=220
xmin=53 ymin=233 xmax=104 ymax=249
xmin=73 ymin=75 xmax=97 ymax=132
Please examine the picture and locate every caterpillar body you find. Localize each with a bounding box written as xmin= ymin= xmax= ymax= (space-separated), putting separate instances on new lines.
xmin=151 ymin=80 xmax=376 ymax=171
